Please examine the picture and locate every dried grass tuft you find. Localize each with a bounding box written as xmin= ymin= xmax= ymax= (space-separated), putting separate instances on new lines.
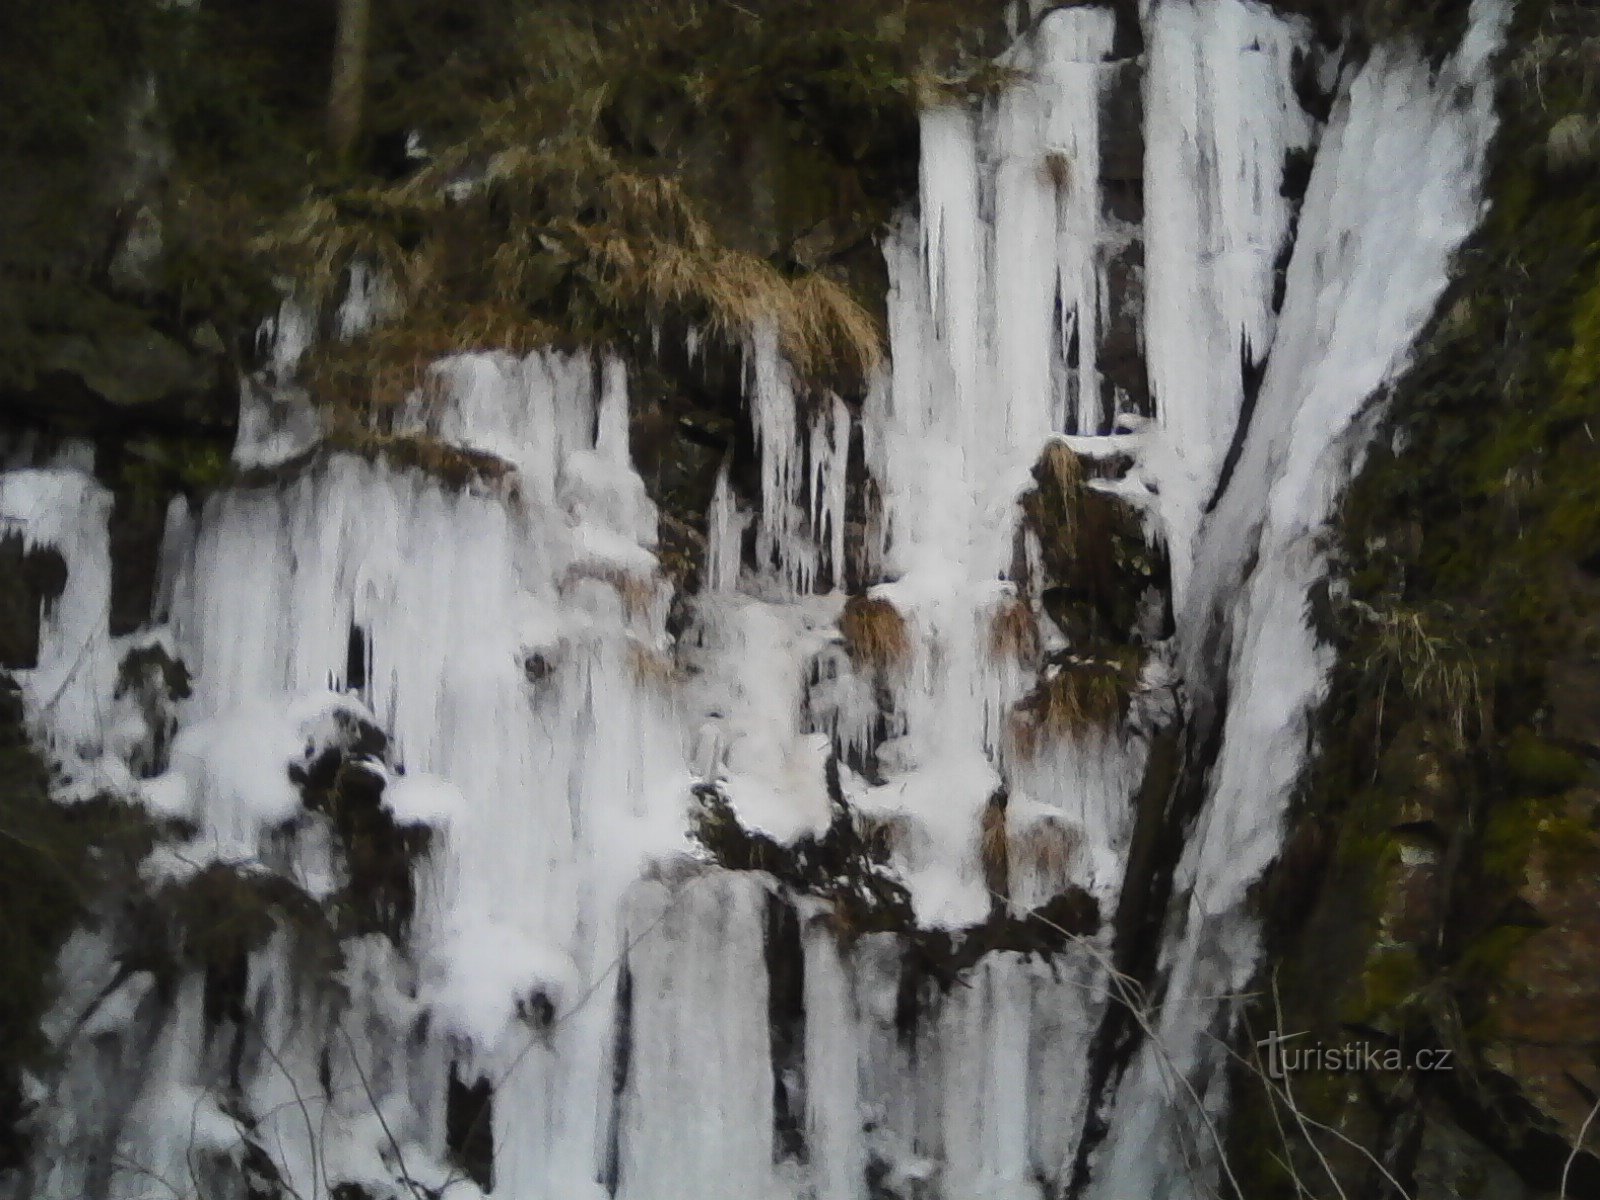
xmin=857 ymin=812 xmax=913 ymax=861
xmin=988 ymin=595 xmax=1040 ymax=668
xmin=267 ymin=119 xmax=884 ymax=413
xmin=980 ymin=797 xmax=1010 ymax=894
xmin=320 ymin=416 xmax=514 ymax=489
xmin=840 ymin=595 xmax=911 ymax=672
xmin=1009 ymin=648 xmax=1142 ymax=758
xmin=307 ymin=301 xmax=558 ymax=412
xmin=1359 ymin=604 xmax=1489 ymax=746
xmin=1040 ymin=150 xmax=1073 ymax=191
xmin=1008 ymin=815 xmax=1081 ymax=886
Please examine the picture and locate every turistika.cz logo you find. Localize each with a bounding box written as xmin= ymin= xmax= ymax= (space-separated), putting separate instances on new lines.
xmin=1256 ymin=1031 xmax=1455 ymax=1081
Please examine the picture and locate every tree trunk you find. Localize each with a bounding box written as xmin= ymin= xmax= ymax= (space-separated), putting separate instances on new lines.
xmin=327 ymin=0 xmax=371 ymax=163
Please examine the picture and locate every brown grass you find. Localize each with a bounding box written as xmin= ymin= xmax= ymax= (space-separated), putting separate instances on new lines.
xmin=980 ymin=796 xmax=1010 ymax=896
xmin=253 ymin=193 xmax=435 ymax=314
xmin=911 ymin=61 xmax=1028 ymax=108
xmin=988 ymin=595 xmax=1040 ymax=668
xmin=857 ymin=812 xmax=914 ymax=861
xmin=1008 ymin=815 xmax=1081 ymax=885
xmin=1359 ymin=605 xmax=1489 ymax=746
xmin=1037 ymin=439 xmax=1085 ymax=495
xmin=263 ymin=117 xmax=885 ymax=410
xmin=1022 ymin=440 xmax=1137 ymax=606
xmin=579 ymin=225 xmax=881 ymax=378
xmin=839 ymin=595 xmax=911 ymax=672
xmin=1025 ymin=442 xmax=1089 ymax=565
xmin=1009 ymin=648 xmax=1142 ymax=758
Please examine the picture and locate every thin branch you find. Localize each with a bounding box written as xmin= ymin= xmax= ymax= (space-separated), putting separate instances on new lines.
xmin=1562 ymin=1095 xmax=1600 ymax=1200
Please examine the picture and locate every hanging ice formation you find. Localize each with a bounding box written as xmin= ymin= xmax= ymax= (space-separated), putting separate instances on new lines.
xmin=3 ymin=2 xmax=1506 ymax=1199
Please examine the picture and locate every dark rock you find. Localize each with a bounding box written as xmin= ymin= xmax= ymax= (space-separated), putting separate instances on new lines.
xmin=446 ymin=1067 xmax=495 ymax=1192
xmin=1 ymin=315 xmax=236 ymax=441
xmin=45 ymin=326 xmax=213 ymax=411
xmin=0 ymin=536 xmax=67 ymax=670
xmin=766 ymin=895 xmax=808 ymax=1164
xmin=1547 ymin=655 xmax=1600 ymax=756
xmin=1100 ymin=242 xmax=1149 ymax=421
xmin=107 ymin=485 xmax=167 ymax=636
xmin=1099 ymin=60 xmax=1144 ymax=184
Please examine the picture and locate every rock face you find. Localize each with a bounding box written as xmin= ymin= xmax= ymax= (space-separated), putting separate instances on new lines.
xmin=1485 ymin=805 xmax=1600 ymax=1145
xmin=0 ymin=537 xmax=66 ymax=669
xmin=15 ymin=324 xmax=235 ymax=434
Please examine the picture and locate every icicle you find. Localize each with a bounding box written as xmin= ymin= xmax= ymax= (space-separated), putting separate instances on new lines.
xmin=746 ymin=320 xmax=817 ymax=593
xmin=807 ymin=393 xmax=852 ymax=589
xmin=705 ymin=458 xmax=746 ymax=594
xmin=1142 ymin=0 xmax=1314 ymax=609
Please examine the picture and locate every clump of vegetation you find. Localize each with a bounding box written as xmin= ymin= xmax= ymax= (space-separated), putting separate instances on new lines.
xmin=245 ymin=0 xmax=1025 ymax=418
xmin=323 ymin=421 xmax=516 ymax=489
xmin=1008 ymin=814 xmax=1081 ymax=888
xmin=839 ymin=594 xmax=912 ymax=672
xmin=628 ymin=641 xmax=676 ymax=690
xmin=562 ymin=564 xmax=661 ymax=624
xmin=987 ymin=593 xmax=1040 ymax=668
xmin=856 ymin=811 xmax=914 ymax=863
xmin=979 ymin=792 xmax=1009 ymax=897
xmin=1008 ymin=647 xmax=1142 ymax=757
xmin=3 ymin=0 xmax=1015 ymax=436
xmin=1357 ymin=602 xmax=1491 ymax=746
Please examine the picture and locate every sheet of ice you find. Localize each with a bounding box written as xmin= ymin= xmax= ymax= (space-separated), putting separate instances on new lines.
xmin=1142 ymin=0 xmax=1313 ymax=609
xmin=612 ymin=874 xmax=776 ymax=1200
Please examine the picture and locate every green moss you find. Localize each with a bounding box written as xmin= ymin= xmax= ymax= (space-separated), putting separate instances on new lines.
xmin=1351 ymin=946 xmax=1423 ymax=1021
xmin=120 ymin=436 xmax=233 ymax=500
xmin=1505 ymin=729 xmax=1587 ymax=793
xmin=1481 ymin=797 xmax=1542 ymax=883
xmin=1456 ymin=924 xmax=1535 ymax=989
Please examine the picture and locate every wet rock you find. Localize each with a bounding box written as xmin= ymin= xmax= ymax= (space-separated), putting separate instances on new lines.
xmin=1099 ymin=60 xmax=1144 ymax=184
xmin=1546 ymin=655 xmax=1600 ymax=756
xmin=107 ymin=485 xmax=168 ymax=635
xmin=46 ymin=326 xmax=215 ymax=412
xmin=1483 ymin=789 xmax=1600 ymax=1149
xmin=1413 ymin=1105 xmax=1545 ymax=1200
xmin=0 ymin=536 xmax=67 ymax=670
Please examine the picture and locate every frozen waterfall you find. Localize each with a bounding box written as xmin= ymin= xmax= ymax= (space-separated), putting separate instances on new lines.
xmin=3 ymin=2 xmax=1504 ymax=1199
